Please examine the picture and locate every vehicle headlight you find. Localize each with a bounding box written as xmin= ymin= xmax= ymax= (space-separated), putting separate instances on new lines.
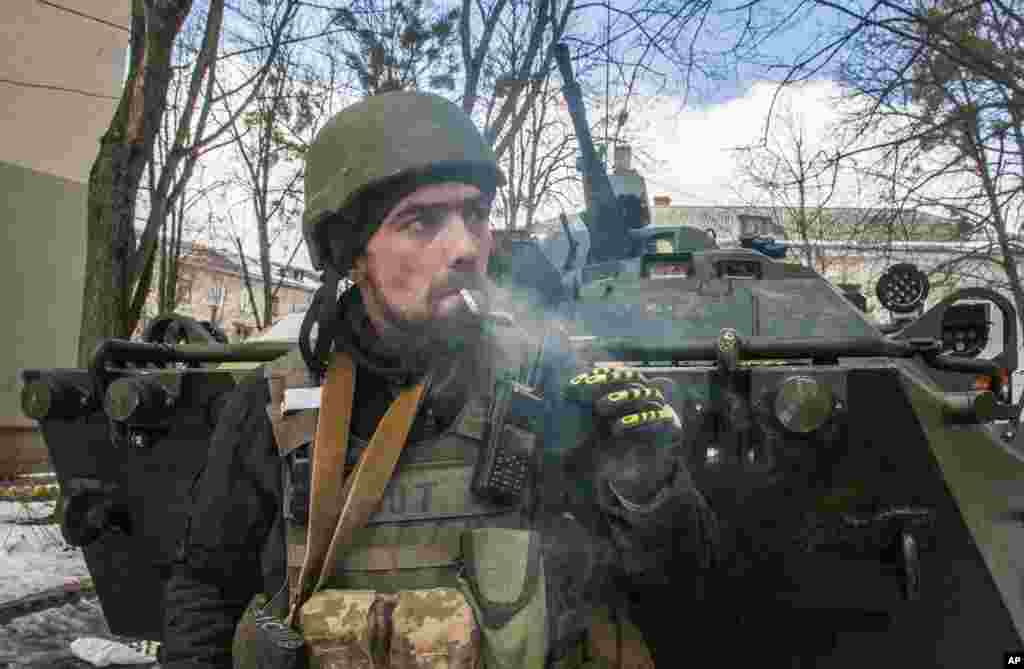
xmin=774 ymin=375 xmax=833 ymax=434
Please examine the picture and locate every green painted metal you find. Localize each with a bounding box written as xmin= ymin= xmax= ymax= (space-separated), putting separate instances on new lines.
xmin=0 ymin=160 xmax=87 ymax=427
xmin=899 ymin=361 xmax=1024 ymax=639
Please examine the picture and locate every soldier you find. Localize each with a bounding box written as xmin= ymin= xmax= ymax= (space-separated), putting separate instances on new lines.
xmin=161 ymin=91 xmax=718 ymax=669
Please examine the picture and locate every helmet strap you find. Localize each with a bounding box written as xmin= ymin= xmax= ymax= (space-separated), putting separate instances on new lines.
xmin=299 ymin=267 xmax=343 ymax=384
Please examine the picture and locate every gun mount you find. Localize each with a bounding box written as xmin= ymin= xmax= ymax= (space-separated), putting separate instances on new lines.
xmin=488 ymin=45 xmax=718 ymax=307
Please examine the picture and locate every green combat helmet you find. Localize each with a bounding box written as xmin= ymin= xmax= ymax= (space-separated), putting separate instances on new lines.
xmin=302 ymin=90 xmax=506 ymax=274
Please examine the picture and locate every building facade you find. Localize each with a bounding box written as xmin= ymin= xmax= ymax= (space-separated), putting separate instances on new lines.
xmin=1 ymin=1 xmax=130 ymax=475
xmin=648 ymin=200 xmax=973 ymax=312
xmin=136 ymin=243 xmax=318 ymax=342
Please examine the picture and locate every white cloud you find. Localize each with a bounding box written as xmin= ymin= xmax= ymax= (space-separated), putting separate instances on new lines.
xmin=627 ymin=80 xmax=849 ymax=206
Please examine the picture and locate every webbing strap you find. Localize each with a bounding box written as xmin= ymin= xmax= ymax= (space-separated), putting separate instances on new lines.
xmin=287 ymin=351 xmax=355 ymax=622
xmin=286 ymin=352 xmax=425 ymax=623
xmin=314 ymin=379 xmax=426 ymax=590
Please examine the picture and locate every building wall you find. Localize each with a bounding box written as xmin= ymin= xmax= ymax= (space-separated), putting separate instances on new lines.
xmin=1 ymin=1 xmax=128 ymax=184
xmin=0 ymin=161 xmax=91 ymax=473
xmin=649 ymin=203 xmax=960 ymax=247
xmin=139 ymin=255 xmax=315 ymax=342
xmin=1 ymin=1 xmax=130 ymax=474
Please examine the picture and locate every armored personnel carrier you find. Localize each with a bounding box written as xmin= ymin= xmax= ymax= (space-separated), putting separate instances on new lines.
xmin=562 ymin=246 xmax=1024 ymax=666
xmin=18 ymin=43 xmax=1024 ymax=667
xmin=545 ymin=43 xmax=1024 ymax=664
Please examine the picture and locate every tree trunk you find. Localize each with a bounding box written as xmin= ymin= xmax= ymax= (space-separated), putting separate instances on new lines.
xmin=168 ymin=200 xmax=184 ymax=311
xmin=133 ymin=240 xmax=159 ymax=326
xmin=258 ymin=223 xmax=273 ymax=329
xmin=158 ymin=213 xmax=168 ymax=312
xmin=77 ymin=0 xmax=193 ymax=366
xmin=235 ymin=236 xmax=263 ymax=330
xmin=79 ymin=132 xmax=128 ymax=366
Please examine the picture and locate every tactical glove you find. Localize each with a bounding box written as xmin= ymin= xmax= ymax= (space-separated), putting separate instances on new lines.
xmin=564 ymin=367 xmax=683 ymax=511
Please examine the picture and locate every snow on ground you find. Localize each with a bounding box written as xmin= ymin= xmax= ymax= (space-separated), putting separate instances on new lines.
xmin=1 ymin=595 xmax=113 ymax=668
xmin=0 ymin=501 xmax=91 ymax=603
xmin=0 ymin=500 xmax=162 ymax=667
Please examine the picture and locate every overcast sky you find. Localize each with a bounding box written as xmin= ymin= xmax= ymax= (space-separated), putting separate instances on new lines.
xmin=172 ymin=0 xmax=872 ymax=272
xmin=622 ymin=79 xmax=846 ymax=207
xmin=193 ymin=76 xmax=856 ymax=272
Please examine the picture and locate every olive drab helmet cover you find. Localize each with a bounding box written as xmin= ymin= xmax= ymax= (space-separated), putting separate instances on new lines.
xmin=302 ymin=91 xmax=506 ymax=272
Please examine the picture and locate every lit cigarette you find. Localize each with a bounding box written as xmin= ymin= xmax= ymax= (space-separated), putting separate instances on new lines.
xmin=459 ymin=288 xmax=514 ymax=327
xmin=459 ymin=288 xmax=480 ymax=315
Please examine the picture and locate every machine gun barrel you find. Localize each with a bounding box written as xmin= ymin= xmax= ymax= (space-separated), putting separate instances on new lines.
xmin=572 ymin=335 xmax=912 ymax=361
xmin=88 ymin=339 xmax=294 ymax=400
xmin=553 ymin=43 xmax=622 ymax=262
xmin=554 ymin=44 xmax=606 ymax=198
xmin=570 ymin=334 xmax=1004 ymax=377
xmin=92 ymin=338 xmax=293 ymax=367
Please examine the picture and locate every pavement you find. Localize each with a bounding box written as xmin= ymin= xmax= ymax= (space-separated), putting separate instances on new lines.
xmin=0 ymin=492 xmax=161 ymax=669
xmin=0 ymin=593 xmax=161 ymax=668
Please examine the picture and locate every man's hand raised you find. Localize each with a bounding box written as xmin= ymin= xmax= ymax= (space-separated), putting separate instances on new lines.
xmin=564 ymin=367 xmax=683 ymax=508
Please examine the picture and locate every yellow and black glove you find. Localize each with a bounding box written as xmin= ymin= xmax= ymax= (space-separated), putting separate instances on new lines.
xmin=564 ymin=367 xmax=683 ymax=509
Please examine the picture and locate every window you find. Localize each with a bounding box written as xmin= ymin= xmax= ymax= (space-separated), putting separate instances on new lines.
xmin=177 ymin=278 xmax=194 ymax=303
xmin=207 ymin=284 xmax=225 ymax=307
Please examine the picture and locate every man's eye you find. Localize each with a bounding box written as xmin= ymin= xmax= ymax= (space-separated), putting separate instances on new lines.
xmin=464 ymin=203 xmax=490 ymax=224
xmin=401 ymin=210 xmax=442 ymax=231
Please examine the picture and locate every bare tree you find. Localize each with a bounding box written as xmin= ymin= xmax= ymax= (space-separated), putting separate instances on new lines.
xmin=460 ymin=0 xmax=573 ymax=162
xmin=814 ymin=0 xmax=1024 ymax=319
xmin=138 ymin=0 xmax=302 ymax=320
xmin=731 ymin=94 xmax=898 ymax=271
xmin=78 ymin=0 xmax=301 ymax=365
xmin=494 ymin=74 xmax=579 ymax=230
xmin=79 ymin=0 xmax=193 ymax=365
xmin=330 ymin=0 xmax=462 ymax=96
xmin=454 ymin=0 xmax=790 ymax=237
xmin=220 ymin=10 xmax=342 ymax=331
xmin=150 ymin=165 xmax=227 ymax=315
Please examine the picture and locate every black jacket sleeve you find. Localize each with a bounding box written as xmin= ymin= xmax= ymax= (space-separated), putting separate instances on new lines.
xmin=161 ymin=372 xmax=284 ymax=669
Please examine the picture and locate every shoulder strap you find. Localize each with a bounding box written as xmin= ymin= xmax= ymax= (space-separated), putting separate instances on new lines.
xmin=313 ymin=378 xmax=425 ymax=593
xmin=287 ymin=351 xmax=355 ymax=621
xmin=286 ymin=351 xmax=426 ymax=622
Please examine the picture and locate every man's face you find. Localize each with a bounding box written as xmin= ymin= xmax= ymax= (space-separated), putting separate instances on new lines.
xmin=356 ymin=181 xmax=493 ymax=338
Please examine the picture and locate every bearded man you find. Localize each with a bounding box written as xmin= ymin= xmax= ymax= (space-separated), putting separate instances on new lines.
xmin=160 ymin=90 xmax=718 ymax=669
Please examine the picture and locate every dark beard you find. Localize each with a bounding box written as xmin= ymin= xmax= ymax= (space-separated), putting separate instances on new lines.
xmin=345 ymin=284 xmax=496 ymax=401
xmin=363 ymin=271 xmax=487 ymax=357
